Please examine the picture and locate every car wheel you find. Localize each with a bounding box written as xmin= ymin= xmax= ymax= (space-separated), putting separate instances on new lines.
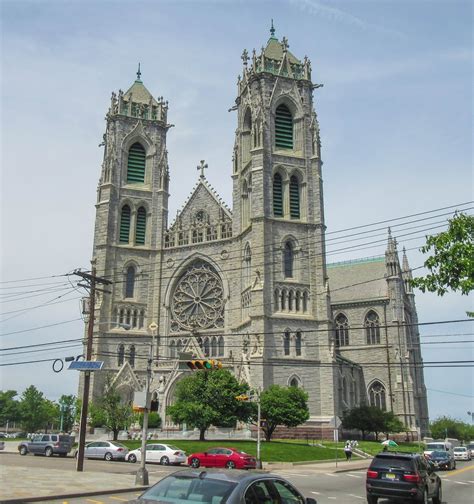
xmin=128 ymin=454 xmax=137 ymax=463
xmin=367 ymin=496 xmax=378 ymax=504
xmin=104 ymin=452 xmax=113 ymax=461
xmin=432 ymin=483 xmax=442 ymax=504
xmin=160 ymin=456 xmax=170 ymax=465
xmin=19 ymin=446 xmax=27 ymax=456
xmin=45 ymin=447 xmax=53 ymax=457
xmin=190 ymin=457 xmax=200 ymax=468
xmin=225 ymin=461 xmax=236 ymax=469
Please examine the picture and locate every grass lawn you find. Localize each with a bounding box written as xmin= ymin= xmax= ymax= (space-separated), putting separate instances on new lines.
xmin=120 ymin=439 xmax=344 ymax=463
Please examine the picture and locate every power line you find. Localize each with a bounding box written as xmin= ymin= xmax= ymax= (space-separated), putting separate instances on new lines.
xmin=0 ymin=318 xmax=83 ymax=337
xmin=426 ymin=388 xmax=474 ymax=399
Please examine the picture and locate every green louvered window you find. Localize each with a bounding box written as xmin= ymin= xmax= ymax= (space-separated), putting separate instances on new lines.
xmin=289 ymin=175 xmax=300 ymax=219
xmin=120 ymin=205 xmax=131 ymax=243
xmin=127 ymin=143 xmax=146 ymax=183
xmin=275 ymin=104 xmax=293 ymax=149
xmin=273 ymin=173 xmax=283 ymax=217
xmin=135 ymin=207 xmax=147 ymax=245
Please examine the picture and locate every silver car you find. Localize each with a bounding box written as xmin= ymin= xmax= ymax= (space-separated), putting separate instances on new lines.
xmin=78 ymin=441 xmax=129 ymax=461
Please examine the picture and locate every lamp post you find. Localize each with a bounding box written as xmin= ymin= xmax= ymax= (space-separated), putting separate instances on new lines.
xmin=468 ymin=411 xmax=474 ymax=424
xmin=135 ymin=322 xmax=158 ymax=486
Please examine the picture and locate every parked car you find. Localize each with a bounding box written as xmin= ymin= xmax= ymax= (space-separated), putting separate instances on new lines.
xmin=453 ymin=446 xmax=471 ymax=461
xmin=18 ymin=434 xmax=73 ymax=457
xmin=76 ymin=441 xmax=129 ymax=461
xmin=187 ymin=447 xmax=256 ymax=470
xmin=366 ymin=452 xmax=442 ymax=504
xmin=127 ymin=468 xmax=317 ymax=504
xmin=466 ymin=443 xmax=474 ymax=458
xmin=426 ymin=450 xmax=456 ymax=470
xmin=126 ymin=443 xmax=187 ymax=465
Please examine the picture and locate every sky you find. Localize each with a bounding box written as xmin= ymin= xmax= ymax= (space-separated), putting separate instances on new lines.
xmin=1 ymin=0 xmax=473 ymax=424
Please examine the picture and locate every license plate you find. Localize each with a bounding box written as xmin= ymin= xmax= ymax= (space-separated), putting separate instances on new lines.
xmin=384 ymin=473 xmax=396 ymax=480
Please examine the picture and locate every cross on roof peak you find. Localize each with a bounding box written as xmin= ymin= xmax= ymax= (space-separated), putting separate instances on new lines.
xmin=197 ymin=160 xmax=208 ymax=178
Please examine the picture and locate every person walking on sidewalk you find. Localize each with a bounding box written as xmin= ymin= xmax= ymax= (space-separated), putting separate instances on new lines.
xmin=344 ymin=441 xmax=353 ymax=461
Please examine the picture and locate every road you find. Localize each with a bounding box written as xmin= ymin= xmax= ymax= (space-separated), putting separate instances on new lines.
xmin=2 ymin=452 xmax=473 ymax=503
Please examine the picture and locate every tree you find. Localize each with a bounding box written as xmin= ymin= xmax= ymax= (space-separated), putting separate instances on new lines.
xmin=342 ymin=405 xmax=388 ymax=440
xmin=92 ymin=378 xmax=133 ymax=440
xmin=57 ymin=394 xmax=76 ymax=432
xmin=136 ymin=412 xmax=162 ymax=429
xmin=167 ymin=369 xmax=252 ymax=440
xmin=19 ymin=385 xmax=50 ymax=433
xmin=383 ymin=411 xmax=405 ymax=439
xmin=411 ymin=213 xmax=474 ymax=297
xmin=429 ymin=416 xmax=472 ymax=441
xmin=257 ymin=385 xmax=310 ymax=442
xmin=0 ymin=390 xmax=20 ymax=428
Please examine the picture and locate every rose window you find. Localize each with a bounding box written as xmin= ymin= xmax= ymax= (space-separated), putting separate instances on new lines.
xmin=170 ymin=262 xmax=224 ymax=332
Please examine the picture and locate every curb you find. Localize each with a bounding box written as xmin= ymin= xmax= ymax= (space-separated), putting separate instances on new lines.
xmin=1 ymin=486 xmax=149 ymax=503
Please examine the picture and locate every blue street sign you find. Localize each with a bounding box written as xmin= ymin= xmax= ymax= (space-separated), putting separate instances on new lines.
xmin=68 ymin=361 xmax=104 ymax=371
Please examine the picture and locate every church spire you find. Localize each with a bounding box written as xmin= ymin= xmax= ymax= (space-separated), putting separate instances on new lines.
xmin=270 ymin=19 xmax=276 ymax=39
xmin=385 ymin=227 xmax=399 ymax=277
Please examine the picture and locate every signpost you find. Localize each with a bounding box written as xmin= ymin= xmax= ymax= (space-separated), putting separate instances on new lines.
xmin=329 ymin=416 xmax=342 ymax=468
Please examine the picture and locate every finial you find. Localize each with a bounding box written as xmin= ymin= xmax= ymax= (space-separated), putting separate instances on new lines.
xmin=136 ymin=63 xmax=142 ymax=81
xmin=270 ymin=19 xmax=275 ymax=38
xmin=197 ymin=160 xmax=208 ymax=179
xmin=282 ymin=36 xmax=289 ymax=52
xmin=241 ymin=49 xmax=249 ymax=67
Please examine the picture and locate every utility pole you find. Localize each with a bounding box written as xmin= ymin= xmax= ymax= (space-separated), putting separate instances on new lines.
xmin=74 ymin=263 xmax=112 ymax=472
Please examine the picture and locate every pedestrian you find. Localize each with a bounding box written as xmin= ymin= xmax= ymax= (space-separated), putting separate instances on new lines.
xmin=344 ymin=442 xmax=353 ymax=461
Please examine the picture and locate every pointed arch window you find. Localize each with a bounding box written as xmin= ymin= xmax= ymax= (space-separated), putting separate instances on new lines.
xmin=289 ymin=377 xmax=299 ymax=388
xmin=335 ymin=313 xmax=349 ymax=347
xmin=127 ymin=142 xmax=146 ymax=183
xmin=284 ymin=241 xmax=294 ymax=278
xmin=120 ymin=205 xmax=131 ymax=243
xmin=244 ymin=243 xmax=252 ymax=287
xmin=118 ymin=344 xmax=125 ymax=366
xmin=169 ymin=341 xmax=176 ymax=359
xmin=135 ymin=207 xmax=147 ymax=245
xmin=368 ymin=381 xmax=386 ymax=410
xmin=210 ymin=337 xmax=217 ymax=357
xmin=218 ymin=336 xmax=224 ymax=356
xmin=125 ymin=265 xmax=136 ymax=298
xmin=295 ymin=331 xmax=302 ymax=356
xmin=273 ymin=173 xmax=283 ymax=217
xmin=283 ymin=331 xmax=290 ymax=356
xmin=275 ymin=104 xmax=293 ymax=149
xmin=129 ymin=345 xmax=136 ymax=368
xmin=365 ymin=310 xmax=381 ymax=344
xmin=203 ymin=338 xmax=210 ymax=357
xmin=289 ymin=176 xmax=300 ymax=219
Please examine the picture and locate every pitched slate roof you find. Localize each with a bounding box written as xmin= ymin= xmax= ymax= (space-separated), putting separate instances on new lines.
xmin=264 ymin=37 xmax=301 ymax=65
xmin=328 ymin=257 xmax=388 ymax=304
xmin=124 ymin=79 xmax=159 ymax=105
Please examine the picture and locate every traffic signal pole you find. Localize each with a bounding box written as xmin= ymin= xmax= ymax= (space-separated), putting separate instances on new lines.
xmin=256 ymin=392 xmax=262 ymax=469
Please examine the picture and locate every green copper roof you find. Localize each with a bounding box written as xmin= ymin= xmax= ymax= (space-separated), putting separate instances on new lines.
xmin=264 ymin=38 xmax=301 ymax=65
xmin=124 ymin=80 xmax=158 ymax=105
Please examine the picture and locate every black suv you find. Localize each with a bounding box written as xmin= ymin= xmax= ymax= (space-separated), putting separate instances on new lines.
xmin=18 ymin=434 xmax=73 ymax=457
xmin=366 ymin=452 xmax=442 ymax=504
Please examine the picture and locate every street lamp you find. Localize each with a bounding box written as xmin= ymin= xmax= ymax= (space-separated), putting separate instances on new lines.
xmin=468 ymin=411 xmax=474 ymax=424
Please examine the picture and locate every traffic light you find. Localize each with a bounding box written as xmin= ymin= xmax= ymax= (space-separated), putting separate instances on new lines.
xmin=260 ymin=419 xmax=267 ymax=428
xmin=186 ymin=360 xmax=222 ymax=371
xmin=235 ymin=394 xmax=249 ymax=401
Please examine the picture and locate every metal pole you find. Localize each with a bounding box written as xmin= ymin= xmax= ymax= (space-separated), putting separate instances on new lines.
xmin=76 ymin=264 xmax=96 ymax=472
xmin=136 ymin=330 xmax=156 ymax=485
xmin=256 ymin=393 xmax=262 ymax=469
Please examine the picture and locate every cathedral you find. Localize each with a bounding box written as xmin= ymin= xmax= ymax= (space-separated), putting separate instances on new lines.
xmin=82 ymin=27 xmax=429 ymax=437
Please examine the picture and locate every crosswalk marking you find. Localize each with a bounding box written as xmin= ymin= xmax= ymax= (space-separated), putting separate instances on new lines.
xmin=347 ymin=494 xmax=364 ymax=499
xmin=346 ymin=474 xmax=362 ymax=478
xmin=325 ymin=473 xmax=338 ymax=477
xmin=311 ymin=491 xmax=321 ymax=495
xmin=453 ymin=481 xmax=468 ymax=485
xmin=110 ymin=497 xmax=128 ymax=501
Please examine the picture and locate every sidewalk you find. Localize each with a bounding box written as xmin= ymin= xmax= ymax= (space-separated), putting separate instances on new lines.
xmin=0 ymin=446 xmax=372 ymax=503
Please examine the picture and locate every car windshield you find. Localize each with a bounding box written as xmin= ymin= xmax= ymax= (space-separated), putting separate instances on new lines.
xmin=140 ymin=475 xmax=237 ymax=504
xmin=371 ymin=456 xmax=414 ymax=471
xmin=426 ymin=443 xmax=446 ymax=451
xmin=431 ymin=451 xmax=449 ymax=458
xmin=454 ymin=448 xmax=466 ymax=452
xmin=111 ymin=442 xmax=126 ymax=448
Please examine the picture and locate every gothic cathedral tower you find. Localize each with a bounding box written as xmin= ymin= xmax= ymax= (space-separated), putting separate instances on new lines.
xmin=231 ymin=25 xmax=337 ymax=424
xmin=83 ymin=68 xmax=171 ymax=401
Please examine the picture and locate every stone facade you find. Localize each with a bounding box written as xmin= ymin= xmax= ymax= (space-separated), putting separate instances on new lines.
xmin=80 ymin=29 xmax=429 ymax=436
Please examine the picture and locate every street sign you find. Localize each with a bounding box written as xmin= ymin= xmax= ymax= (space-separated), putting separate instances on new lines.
xmin=328 ymin=415 xmax=342 ymax=428
xmin=68 ymin=360 xmax=104 ymax=371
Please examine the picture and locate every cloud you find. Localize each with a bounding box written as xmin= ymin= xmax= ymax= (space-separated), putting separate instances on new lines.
xmin=290 ymin=0 xmax=406 ymax=39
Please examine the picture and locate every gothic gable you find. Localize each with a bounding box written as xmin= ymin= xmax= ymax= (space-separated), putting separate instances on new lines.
xmin=170 ymin=177 xmax=232 ymax=230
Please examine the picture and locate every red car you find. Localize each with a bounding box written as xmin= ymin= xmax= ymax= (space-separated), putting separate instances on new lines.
xmin=187 ymin=447 xmax=257 ymax=469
